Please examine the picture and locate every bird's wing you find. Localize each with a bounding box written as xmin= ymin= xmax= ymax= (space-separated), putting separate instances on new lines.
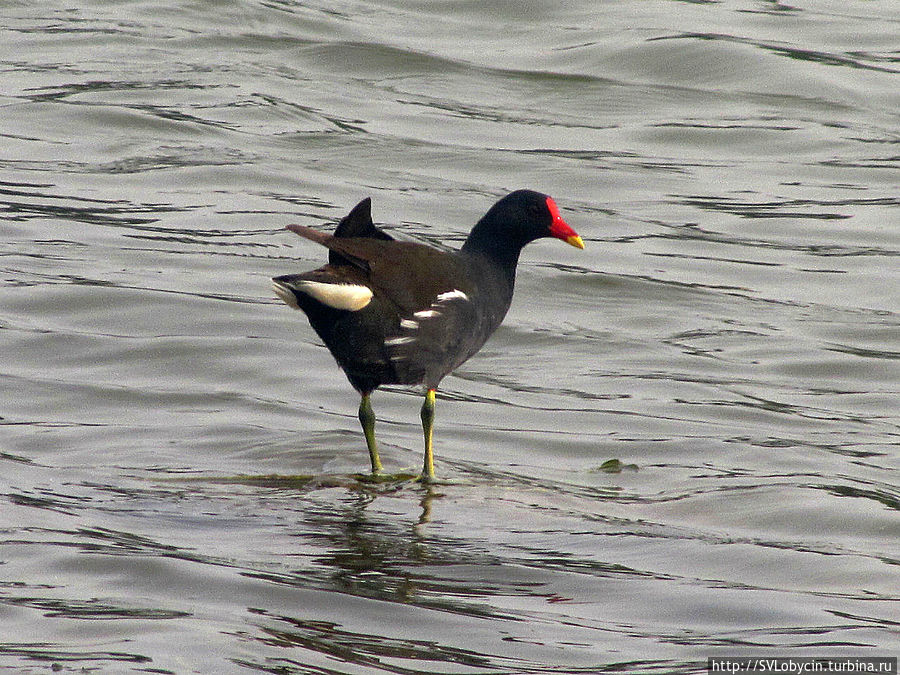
xmin=284 ymin=228 xmax=471 ymax=313
xmin=331 ymin=198 xmax=394 ymax=267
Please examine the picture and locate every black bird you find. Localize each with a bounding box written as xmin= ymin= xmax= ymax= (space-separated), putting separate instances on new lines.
xmin=272 ymin=189 xmax=583 ymax=481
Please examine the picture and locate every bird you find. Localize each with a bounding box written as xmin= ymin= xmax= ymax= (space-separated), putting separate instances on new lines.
xmin=272 ymin=189 xmax=583 ymax=482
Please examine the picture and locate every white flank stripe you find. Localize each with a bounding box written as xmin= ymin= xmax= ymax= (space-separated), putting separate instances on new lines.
xmin=296 ymin=280 xmax=373 ymax=311
xmin=414 ymin=309 xmax=440 ymax=319
xmin=409 ymin=289 xmax=467 ymax=321
xmin=437 ymin=289 xmax=469 ymax=302
xmin=400 ymin=319 xmax=419 ymax=329
xmin=385 ymin=336 xmax=416 ymax=346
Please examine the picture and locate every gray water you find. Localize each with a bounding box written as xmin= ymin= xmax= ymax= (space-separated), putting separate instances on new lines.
xmin=1 ymin=1 xmax=898 ymax=673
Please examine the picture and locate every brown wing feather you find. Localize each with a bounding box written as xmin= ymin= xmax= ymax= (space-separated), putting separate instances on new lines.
xmin=284 ymin=225 xmax=472 ymax=314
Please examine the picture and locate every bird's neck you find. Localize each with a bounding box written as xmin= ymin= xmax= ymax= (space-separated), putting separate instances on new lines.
xmin=461 ymin=222 xmax=525 ymax=281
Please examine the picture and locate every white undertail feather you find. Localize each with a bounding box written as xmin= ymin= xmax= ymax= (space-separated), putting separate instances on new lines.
xmin=273 ymin=280 xmax=373 ymax=311
xmin=272 ymin=281 xmax=300 ymax=309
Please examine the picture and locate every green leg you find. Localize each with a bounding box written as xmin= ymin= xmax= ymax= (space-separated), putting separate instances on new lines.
xmin=358 ymin=393 xmax=383 ymax=474
xmin=420 ymin=389 xmax=436 ymax=482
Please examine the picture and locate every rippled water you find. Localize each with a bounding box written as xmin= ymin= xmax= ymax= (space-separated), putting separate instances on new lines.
xmin=1 ymin=1 xmax=898 ymax=673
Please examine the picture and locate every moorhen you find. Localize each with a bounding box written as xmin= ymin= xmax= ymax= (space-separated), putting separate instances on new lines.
xmin=272 ymin=189 xmax=583 ymax=481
